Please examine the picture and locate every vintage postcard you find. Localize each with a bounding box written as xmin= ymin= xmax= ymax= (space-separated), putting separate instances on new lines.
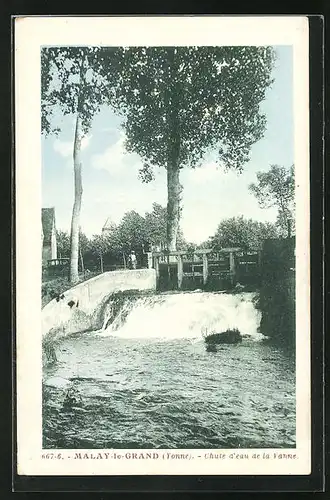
xmin=15 ymin=16 xmax=310 ymax=476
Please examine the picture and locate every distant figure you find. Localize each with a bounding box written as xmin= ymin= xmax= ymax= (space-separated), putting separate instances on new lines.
xmin=129 ymin=250 xmax=137 ymax=270
xmin=146 ymin=252 xmax=153 ymax=269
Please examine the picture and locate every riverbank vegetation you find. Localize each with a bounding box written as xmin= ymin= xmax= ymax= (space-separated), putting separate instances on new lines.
xmin=52 ymin=208 xmax=282 ymax=277
xmin=42 ymin=272 xmax=100 ymax=307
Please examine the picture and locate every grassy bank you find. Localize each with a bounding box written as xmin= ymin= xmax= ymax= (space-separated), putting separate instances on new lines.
xmin=42 ymin=271 xmax=101 ymax=308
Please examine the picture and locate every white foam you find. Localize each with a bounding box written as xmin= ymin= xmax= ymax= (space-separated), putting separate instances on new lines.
xmin=97 ymin=292 xmax=264 ymax=341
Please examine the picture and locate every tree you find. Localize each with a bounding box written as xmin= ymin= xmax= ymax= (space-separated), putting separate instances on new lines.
xmin=144 ymin=203 xmax=167 ymax=249
xmin=209 ymin=216 xmax=279 ymax=252
xmin=144 ymin=202 xmax=186 ymax=250
xmin=56 ymin=230 xmax=70 ymax=258
xmin=249 ymin=164 xmax=295 ymax=237
xmin=41 ymin=47 xmax=120 ymax=283
xmin=78 ymin=230 xmax=91 ymax=273
xmin=107 ymin=46 xmax=275 ymax=250
xmin=89 ymin=234 xmax=112 ymax=273
xmin=117 ymin=211 xmax=148 ymax=256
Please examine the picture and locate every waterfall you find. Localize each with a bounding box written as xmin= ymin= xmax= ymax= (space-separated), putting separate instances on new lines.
xmin=97 ymin=291 xmax=264 ymax=341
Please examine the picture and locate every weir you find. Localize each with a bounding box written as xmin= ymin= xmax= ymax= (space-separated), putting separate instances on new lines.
xmin=152 ymin=248 xmax=260 ymax=291
xmin=42 ymin=239 xmax=295 ymax=343
xmin=98 ymin=291 xmax=263 ymax=341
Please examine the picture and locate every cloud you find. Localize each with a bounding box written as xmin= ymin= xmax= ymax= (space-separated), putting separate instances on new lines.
xmin=186 ymin=162 xmax=222 ymax=183
xmin=91 ymin=131 xmax=142 ymax=175
xmin=53 ymin=135 xmax=92 ymax=158
xmin=81 ymin=135 xmax=92 ymax=150
xmin=53 ymin=140 xmax=72 ymax=158
xmin=100 ymin=126 xmax=118 ymax=133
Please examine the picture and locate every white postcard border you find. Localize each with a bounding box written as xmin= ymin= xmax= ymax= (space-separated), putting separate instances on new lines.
xmin=15 ymin=15 xmax=310 ymax=476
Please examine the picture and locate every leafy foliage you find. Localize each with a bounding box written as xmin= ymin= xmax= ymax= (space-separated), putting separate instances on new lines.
xmin=79 ymin=230 xmax=90 ymax=254
xmin=144 ymin=203 xmax=186 ymax=249
xmin=57 ymin=229 xmax=90 ymax=258
xmin=249 ymin=164 xmax=295 ymax=236
xmin=106 ymin=46 xmax=276 ymax=174
xmin=101 ymin=46 xmax=276 ymax=249
xmin=89 ymin=234 xmax=111 ymax=256
xmin=208 ymin=216 xmax=279 ymax=252
xmin=56 ymin=230 xmax=70 ymax=258
xmin=42 ymin=46 xmax=276 ymax=253
xmin=144 ymin=203 xmax=167 ymax=247
xmin=41 ymin=46 xmax=121 ymax=135
xmin=55 ymin=203 xmax=190 ymax=270
xmin=41 ymin=46 xmax=123 ymax=282
xmin=117 ymin=210 xmax=148 ymax=253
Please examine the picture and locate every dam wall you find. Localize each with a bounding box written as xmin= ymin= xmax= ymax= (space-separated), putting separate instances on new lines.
xmin=42 ymin=269 xmax=156 ymax=339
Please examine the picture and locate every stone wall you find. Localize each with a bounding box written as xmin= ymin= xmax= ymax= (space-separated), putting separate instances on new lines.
xmin=42 ymin=269 xmax=156 ymax=339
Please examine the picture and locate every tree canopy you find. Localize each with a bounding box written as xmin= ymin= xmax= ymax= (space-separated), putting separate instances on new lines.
xmin=55 ymin=203 xmax=191 ymax=273
xmin=56 ymin=230 xmax=70 ymax=258
xmin=41 ymin=46 xmax=121 ymax=135
xmin=108 ymin=46 xmax=276 ymax=175
xmin=144 ymin=203 xmax=186 ymax=249
xmin=103 ymin=45 xmax=276 ymax=250
xmin=42 ymin=46 xmax=277 ymax=260
xmin=249 ymin=164 xmax=295 ymax=237
xmin=208 ymin=216 xmax=279 ymax=252
xmin=41 ymin=46 xmax=123 ymax=282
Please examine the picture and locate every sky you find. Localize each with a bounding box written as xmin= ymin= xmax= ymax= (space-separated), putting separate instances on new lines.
xmin=42 ymin=45 xmax=293 ymax=244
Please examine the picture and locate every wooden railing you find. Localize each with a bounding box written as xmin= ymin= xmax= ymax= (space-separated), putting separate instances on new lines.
xmin=152 ymin=248 xmax=243 ymax=290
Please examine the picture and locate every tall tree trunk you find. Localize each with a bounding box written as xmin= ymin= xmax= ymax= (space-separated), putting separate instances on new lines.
xmin=166 ymin=47 xmax=181 ymax=252
xmin=100 ymin=253 xmax=104 ymax=273
xmin=167 ymin=160 xmax=181 ymax=251
xmin=69 ymin=113 xmax=83 ymax=284
xmin=79 ymin=248 xmax=85 ymax=274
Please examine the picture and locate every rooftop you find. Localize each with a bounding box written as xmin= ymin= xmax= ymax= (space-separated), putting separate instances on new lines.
xmin=102 ymin=217 xmax=116 ymax=232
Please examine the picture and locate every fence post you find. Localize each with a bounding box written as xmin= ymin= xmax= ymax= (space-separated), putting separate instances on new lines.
xmin=257 ymin=250 xmax=262 ymax=283
xmin=229 ymin=251 xmax=236 ymax=285
xmin=155 ymin=255 xmax=160 ymax=288
xmin=177 ymin=254 xmax=183 ymax=289
xmin=202 ymin=252 xmax=208 ymax=287
xmin=146 ymin=252 xmax=153 ymax=269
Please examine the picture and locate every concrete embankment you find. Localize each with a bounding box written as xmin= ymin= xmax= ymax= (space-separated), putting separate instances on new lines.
xmin=42 ymin=269 xmax=156 ymax=339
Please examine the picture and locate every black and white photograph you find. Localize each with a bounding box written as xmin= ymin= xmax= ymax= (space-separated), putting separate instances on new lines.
xmin=15 ymin=16 xmax=310 ymax=476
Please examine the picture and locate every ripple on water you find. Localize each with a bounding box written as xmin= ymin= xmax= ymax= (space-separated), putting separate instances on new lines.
xmin=43 ymin=335 xmax=296 ymax=449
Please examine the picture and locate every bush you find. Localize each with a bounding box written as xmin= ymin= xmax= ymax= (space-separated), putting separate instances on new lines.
xmin=203 ymin=328 xmax=242 ymax=345
xmin=42 ymin=271 xmax=101 ymax=308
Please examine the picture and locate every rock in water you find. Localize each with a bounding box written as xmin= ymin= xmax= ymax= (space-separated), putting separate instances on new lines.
xmin=204 ymin=328 xmax=242 ymax=345
xmin=206 ymin=344 xmax=217 ymax=353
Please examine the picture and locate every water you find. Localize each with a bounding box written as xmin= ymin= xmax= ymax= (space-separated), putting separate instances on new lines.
xmin=43 ymin=292 xmax=295 ymax=449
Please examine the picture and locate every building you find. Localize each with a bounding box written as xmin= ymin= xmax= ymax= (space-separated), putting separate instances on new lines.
xmin=102 ymin=217 xmax=116 ymax=235
xmin=42 ymin=207 xmax=57 ymax=266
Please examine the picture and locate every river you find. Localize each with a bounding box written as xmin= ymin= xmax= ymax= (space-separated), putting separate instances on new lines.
xmin=42 ymin=292 xmax=295 ymax=449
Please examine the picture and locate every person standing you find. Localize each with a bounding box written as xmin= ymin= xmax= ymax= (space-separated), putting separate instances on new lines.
xmin=130 ymin=250 xmax=137 ymax=270
xmin=146 ymin=251 xmax=153 ymax=269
